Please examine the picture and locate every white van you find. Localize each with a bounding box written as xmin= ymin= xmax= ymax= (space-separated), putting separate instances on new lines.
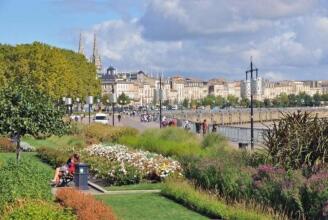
xmin=94 ymin=113 xmax=109 ymax=124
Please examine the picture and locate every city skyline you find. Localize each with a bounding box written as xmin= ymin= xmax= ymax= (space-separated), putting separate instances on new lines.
xmin=2 ymin=0 xmax=328 ymax=80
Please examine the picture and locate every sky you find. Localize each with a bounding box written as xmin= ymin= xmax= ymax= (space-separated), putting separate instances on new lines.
xmin=1 ymin=0 xmax=328 ymax=80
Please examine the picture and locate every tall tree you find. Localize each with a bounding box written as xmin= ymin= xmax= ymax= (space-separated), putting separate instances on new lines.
xmin=0 ymin=42 xmax=101 ymax=99
xmin=117 ymin=92 xmax=131 ymax=106
xmin=0 ymin=83 xmax=68 ymax=161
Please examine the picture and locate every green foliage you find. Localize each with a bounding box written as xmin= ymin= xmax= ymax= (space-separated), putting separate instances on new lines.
xmin=0 ymin=157 xmax=53 ymax=214
xmin=181 ymin=156 xmax=253 ymax=200
xmin=226 ymin=94 xmax=239 ymax=107
xmin=263 ymin=111 xmax=328 ymax=170
xmin=0 ymin=42 xmax=100 ymax=99
xmin=0 ymin=83 xmax=68 ymax=138
xmin=117 ymin=92 xmax=130 ymax=106
xmin=162 ymin=178 xmax=278 ymax=220
xmin=240 ymin=97 xmax=250 ymax=108
xmin=118 ymin=127 xmax=202 ymax=158
xmin=201 ymin=133 xmax=227 ymax=149
xmin=251 ymin=165 xmax=305 ymax=219
xmin=182 ymin=98 xmax=189 ymax=108
xmin=84 ymin=123 xmax=138 ymax=144
xmin=3 ymin=199 xmax=75 ymax=220
xmin=301 ymin=170 xmax=328 ymax=219
xmin=37 ymin=147 xmax=69 ymax=167
xmin=0 ymin=83 xmax=69 ymax=160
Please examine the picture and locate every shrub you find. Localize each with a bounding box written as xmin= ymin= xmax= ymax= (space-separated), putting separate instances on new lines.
xmin=68 ymin=122 xmax=85 ymax=135
xmin=37 ymin=147 xmax=69 ymax=167
xmin=201 ymin=133 xmax=227 ymax=149
xmin=162 ymin=177 xmax=282 ymax=220
xmin=2 ymin=199 xmax=75 ymax=220
xmin=251 ymin=164 xmax=305 ymax=219
xmin=84 ymin=123 xmax=138 ymax=144
xmin=119 ymin=127 xmax=202 ymax=157
xmin=182 ymin=156 xmax=254 ymax=200
xmin=302 ymin=171 xmax=328 ymax=219
xmin=56 ymin=188 xmax=116 ymax=220
xmin=263 ymin=111 xmax=328 ymax=170
xmin=0 ymin=158 xmax=53 ymax=214
xmin=0 ymin=136 xmax=15 ymax=152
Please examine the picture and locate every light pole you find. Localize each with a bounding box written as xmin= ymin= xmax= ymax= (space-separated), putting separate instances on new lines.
xmin=106 ymin=99 xmax=110 ymax=113
xmin=76 ymin=98 xmax=80 ymax=112
xmin=87 ymin=96 xmax=94 ymax=125
xmin=111 ymin=85 xmax=116 ymax=126
xmin=159 ymin=75 xmax=162 ymax=128
xmin=65 ymin=97 xmax=72 ymax=116
xmin=246 ymin=58 xmax=258 ymax=150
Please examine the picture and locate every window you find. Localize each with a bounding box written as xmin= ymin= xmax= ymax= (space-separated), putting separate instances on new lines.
xmin=95 ymin=116 xmax=107 ymax=120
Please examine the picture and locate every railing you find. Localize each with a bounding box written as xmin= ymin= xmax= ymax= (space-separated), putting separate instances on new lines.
xmin=176 ymin=120 xmax=267 ymax=144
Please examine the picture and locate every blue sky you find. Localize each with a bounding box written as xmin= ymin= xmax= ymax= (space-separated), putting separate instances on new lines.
xmin=1 ymin=0 xmax=328 ymax=80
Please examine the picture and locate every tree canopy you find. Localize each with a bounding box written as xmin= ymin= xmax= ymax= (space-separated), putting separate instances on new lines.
xmin=117 ymin=92 xmax=131 ymax=106
xmin=0 ymin=83 xmax=69 ymax=160
xmin=0 ymin=42 xmax=100 ymax=100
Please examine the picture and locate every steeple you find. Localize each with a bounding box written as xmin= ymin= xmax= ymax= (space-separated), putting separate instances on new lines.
xmin=78 ymin=32 xmax=84 ymax=55
xmin=92 ymin=33 xmax=102 ymax=74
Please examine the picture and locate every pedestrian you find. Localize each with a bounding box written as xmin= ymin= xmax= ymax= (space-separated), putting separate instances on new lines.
xmin=118 ymin=114 xmax=121 ymax=122
xmin=212 ymin=124 xmax=217 ymax=133
xmin=195 ymin=122 xmax=201 ymax=134
xmin=184 ymin=120 xmax=191 ymax=131
xmin=202 ymin=119 xmax=208 ymax=136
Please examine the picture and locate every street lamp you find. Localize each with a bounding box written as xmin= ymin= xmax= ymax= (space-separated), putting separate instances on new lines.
xmin=97 ymin=98 xmax=101 ymax=111
xmin=65 ymin=97 xmax=72 ymax=116
xmin=245 ymin=58 xmax=258 ymax=150
xmin=76 ymin=98 xmax=80 ymax=112
xmin=111 ymin=85 xmax=116 ymax=126
xmin=159 ymin=75 xmax=163 ymax=128
xmin=86 ymin=96 xmax=94 ymax=125
xmin=106 ymin=99 xmax=110 ymax=113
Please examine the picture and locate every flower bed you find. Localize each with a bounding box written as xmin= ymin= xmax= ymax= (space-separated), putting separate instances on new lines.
xmin=85 ymin=144 xmax=182 ymax=182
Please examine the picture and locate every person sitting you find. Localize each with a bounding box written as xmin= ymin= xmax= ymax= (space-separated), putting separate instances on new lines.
xmin=51 ymin=153 xmax=79 ymax=185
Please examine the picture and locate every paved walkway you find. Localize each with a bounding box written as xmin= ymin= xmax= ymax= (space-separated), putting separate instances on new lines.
xmin=116 ymin=115 xmax=159 ymax=132
xmin=51 ymin=181 xmax=161 ymax=196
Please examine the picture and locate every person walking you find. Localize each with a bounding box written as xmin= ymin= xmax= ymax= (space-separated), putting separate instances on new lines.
xmin=202 ymin=119 xmax=208 ymax=136
xmin=212 ymin=124 xmax=217 ymax=133
xmin=184 ymin=120 xmax=191 ymax=131
xmin=118 ymin=114 xmax=122 ymax=122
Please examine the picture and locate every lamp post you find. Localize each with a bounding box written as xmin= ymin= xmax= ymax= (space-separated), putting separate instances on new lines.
xmin=159 ymin=75 xmax=162 ymax=128
xmin=111 ymin=85 xmax=116 ymax=126
xmin=87 ymin=96 xmax=94 ymax=125
xmin=245 ymin=58 xmax=258 ymax=150
xmin=65 ymin=97 xmax=72 ymax=116
xmin=76 ymin=98 xmax=80 ymax=112
xmin=106 ymin=99 xmax=110 ymax=113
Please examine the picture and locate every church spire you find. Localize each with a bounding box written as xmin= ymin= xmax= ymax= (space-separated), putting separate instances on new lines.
xmin=78 ymin=32 xmax=84 ymax=55
xmin=92 ymin=32 xmax=102 ymax=73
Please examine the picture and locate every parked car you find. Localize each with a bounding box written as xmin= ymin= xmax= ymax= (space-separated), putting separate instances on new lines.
xmin=94 ymin=113 xmax=109 ymax=124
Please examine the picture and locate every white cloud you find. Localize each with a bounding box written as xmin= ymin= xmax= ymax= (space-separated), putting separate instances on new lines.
xmin=263 ymin=71 xmax=288 ymax=81
xmin=81 ymin=0 xmax=328 ymax=80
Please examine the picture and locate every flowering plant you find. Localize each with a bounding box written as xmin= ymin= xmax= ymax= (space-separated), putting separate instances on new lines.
xmin=85 ymin=144 xmax=182 ymax=183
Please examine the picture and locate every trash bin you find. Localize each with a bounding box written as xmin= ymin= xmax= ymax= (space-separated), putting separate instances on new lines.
xmin=74 ymin=163 xmax=89 ymax=190
xmin=238 ymin=142 xmax=248 ymax=150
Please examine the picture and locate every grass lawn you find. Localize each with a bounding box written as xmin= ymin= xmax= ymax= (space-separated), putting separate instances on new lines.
xmin=23 ymin=135 xmax=84 ymax=149
xmin=105 ymin=182 xmax=163 ymax=191
xmin=0 ymin=152 xmax=53 ymax=174
xmin=97 ymin=193 xmax=208 ymax=220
